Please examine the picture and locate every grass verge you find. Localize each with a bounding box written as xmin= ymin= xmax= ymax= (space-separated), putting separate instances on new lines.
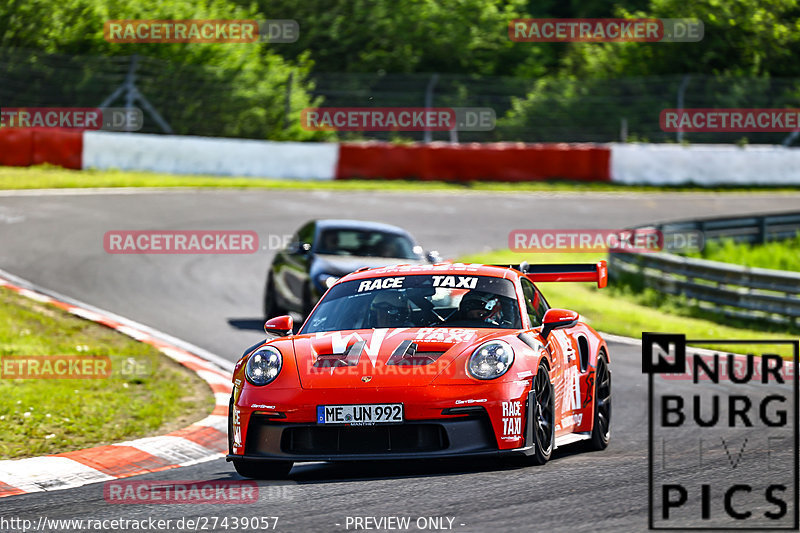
xmin=460 ymin=250 xmax=798 ymax=358
xmin=0 ymin=286 xmax=214 ymax=459
xmin=685 ymin=234 xmax=800 ymax=272
xmin=3 ymin=165 xmax=800 ymax=193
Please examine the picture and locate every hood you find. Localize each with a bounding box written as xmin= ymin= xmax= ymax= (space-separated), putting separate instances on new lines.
xmin=311 ymin=254 xmax=427 ymax=277
xmin=291 ymin=327 xmax=504 ymax=388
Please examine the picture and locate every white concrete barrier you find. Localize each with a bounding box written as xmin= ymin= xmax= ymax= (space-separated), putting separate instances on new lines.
xmin=611 ymin=143 xmax=800 ymax=185
xmin=82 ymin=131 xmax=339 ymax=180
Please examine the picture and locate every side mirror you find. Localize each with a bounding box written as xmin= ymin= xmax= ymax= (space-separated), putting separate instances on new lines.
xmin=288 ymin=242 xmax=311 ymax=255
xmin=541 ymin=308 xmax=579 ymax=339
xmin=425 ymin=250 xmax=441 ymax=263
xmin=265 ymin=315 xmax=293 ymax=337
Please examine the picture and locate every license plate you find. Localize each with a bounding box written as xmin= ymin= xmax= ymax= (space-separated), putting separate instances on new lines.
xmin=317 ymin=404 xmax=403 ymax=425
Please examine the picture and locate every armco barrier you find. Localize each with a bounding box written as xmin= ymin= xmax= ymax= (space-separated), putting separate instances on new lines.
xmin=336 ymin=142 xmax=611 ymax=181
xmin=608 ymin=211 xmax=800 ymax=326
xmin=0 ymin=128 xmax=82 ymax=169
xmin=655 ymin=211 xmax=800 ymax=244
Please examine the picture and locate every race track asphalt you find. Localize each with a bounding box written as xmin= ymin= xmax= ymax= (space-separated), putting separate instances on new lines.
xmin=0 ymin=188 xmax=798 ymax=532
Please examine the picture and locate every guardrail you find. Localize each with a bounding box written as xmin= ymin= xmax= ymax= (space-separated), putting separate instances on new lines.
xmin=657 ymin=212 xmax=800 ymax=245
xmin=608 ymin=211 xmax=800 ymax=326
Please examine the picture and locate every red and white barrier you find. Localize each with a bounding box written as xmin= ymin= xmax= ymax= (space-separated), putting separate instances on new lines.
xmin=83 ymin=131 xmax=340 ymax=180
xmin=2 ymin=129 xmax=800 ymax=184
xmin=336 ymin=142 xmax=610 ymax=182
xmin=0 ymin=128 xmax=83 ymax=169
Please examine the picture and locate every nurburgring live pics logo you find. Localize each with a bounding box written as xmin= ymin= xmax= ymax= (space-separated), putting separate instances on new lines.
xmin=642 ymin=333 xmax=798 ymax=530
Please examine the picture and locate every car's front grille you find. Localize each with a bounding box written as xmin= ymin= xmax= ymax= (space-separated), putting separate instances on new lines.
xmin=281 ymin=424 xmax=449 ymax=454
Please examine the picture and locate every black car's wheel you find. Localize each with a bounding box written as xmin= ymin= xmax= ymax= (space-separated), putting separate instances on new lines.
xmin=232 ymin=459 xmax=293 ymax=479
xmin=530 ymin=361 xmax=555 ymax=465
xmin=588 ymin=352 xmax=611 ymax=450
xmin=263 ymin=273 xmax=285 ymax=319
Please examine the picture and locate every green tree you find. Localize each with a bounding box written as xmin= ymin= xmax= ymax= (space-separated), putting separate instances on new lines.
xmin=561 ymin=0 xmax=800 ymax=77
xmin=0 ymin=0 xmax=328 ymax=140
xmin=500 ymin=0 xmax=800 ymax=143
xmin=255 ymin=0 xmax=558 ymax=77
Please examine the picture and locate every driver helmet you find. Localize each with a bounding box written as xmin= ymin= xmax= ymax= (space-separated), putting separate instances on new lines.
xmin=459 ymin=291 xmax=503 ymax=325
xmin=369 ymin=291 xmax=409 ymax=327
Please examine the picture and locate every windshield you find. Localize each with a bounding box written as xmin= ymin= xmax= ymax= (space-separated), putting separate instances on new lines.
xmin=315 ymin=229 xmax=420 ymax=259
xmin=301 ymin=274 xmax=521 ymax=333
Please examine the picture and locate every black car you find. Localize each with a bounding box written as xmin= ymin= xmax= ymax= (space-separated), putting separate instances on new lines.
xmin=264 ymin=219 xmax=439 ymax=319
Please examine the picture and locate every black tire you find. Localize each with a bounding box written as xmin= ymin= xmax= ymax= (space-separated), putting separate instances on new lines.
xmin=232 ymin=459 xmax=293 ymax=479
xmin=227 ymin=396 xmax=235 ymax=454
xmin=587 ymin=353 xmax=612 ymax=451
xmin=263 ymin=273 xmax=284 ymax=320
xmin=530 ymin=361 xmax=555 ymax=465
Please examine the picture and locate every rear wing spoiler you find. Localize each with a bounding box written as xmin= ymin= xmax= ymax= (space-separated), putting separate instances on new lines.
xmin=494 ymin=261 xmax=608 ymax=288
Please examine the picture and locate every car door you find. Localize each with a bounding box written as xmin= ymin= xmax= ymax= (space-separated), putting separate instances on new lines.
xmin=549 ymin=327 xmax=583 ymax=435
xmin=521 ymin=278 xmax=578 ymax=436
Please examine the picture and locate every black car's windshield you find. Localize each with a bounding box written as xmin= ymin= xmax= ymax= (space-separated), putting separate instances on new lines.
xmin=315 ymin=229 xmax=420 ymax=259
xmin=301 ymin=274 xmax=521 ymax=333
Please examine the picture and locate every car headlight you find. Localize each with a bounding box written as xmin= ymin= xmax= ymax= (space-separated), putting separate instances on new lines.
xmin=467 ymin=341 xmax=514 ymax=380
xmin=245 ymin=346 xmax=282 ymax=386
xmin=316 ymin=273 xmax=339 ymax=290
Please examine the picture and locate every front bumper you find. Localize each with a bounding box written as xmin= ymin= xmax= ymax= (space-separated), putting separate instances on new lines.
xmin=226 ymin=411 xmax=533 ymax=462
xmin=227 ymin=382 xmax=538 ymax=463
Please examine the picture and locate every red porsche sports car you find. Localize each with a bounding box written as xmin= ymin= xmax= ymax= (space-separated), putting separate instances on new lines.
xmin=228 ymin=262 xmax=611 ymax=478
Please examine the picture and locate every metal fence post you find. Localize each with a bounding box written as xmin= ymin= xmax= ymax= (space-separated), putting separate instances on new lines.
xmin=423 ymin=73 xmax=439 ymax=144
xmin=676 ymin=75 xmax=691 ymax=143
xmin=758 ymin=216 xmax=768 ymax=244
xmin=99 ymin=54 xmax=173 ymax=134
xmin=782 ymin=129 xmax=800 ymax=146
